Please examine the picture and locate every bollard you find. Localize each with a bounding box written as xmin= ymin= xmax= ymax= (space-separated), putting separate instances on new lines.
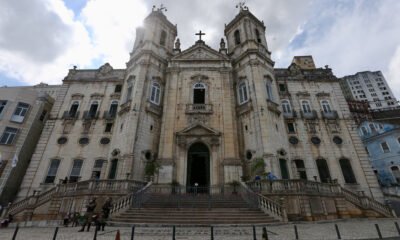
xmin=294 ymin=225 xmax=299 ymax=240
xmin=93 ymin=225 xmax=98 ymax=240
xmin=375 ymin=224 xmax=382 ymax=239
xmin=211 ymin=226 xmax=214 ymax=240
xmin=131 ymin=225 xmax=135 ymax=240
xmin=395 ymin=222 xmax=400 ymax=236
xmin=262 ymin=226 xmax=268 ymax=240
xmin=52 ymin=227 xmax=59 ymax=240
xmin=12 ymin=225 xmax=19 ymax=240
xmin=253 ymin=225 xmax=257 ymax=240
xmin=335 ymin=224 xmax=341 ymax=239
xmin=172 ymin=225 xmax=176 ymax=240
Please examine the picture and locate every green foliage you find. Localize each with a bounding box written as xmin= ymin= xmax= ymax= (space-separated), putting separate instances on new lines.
xmin=145 ymin=160 xmax=160 ymax=176
xmin=251 ymin=157 xmax=265 ymax=175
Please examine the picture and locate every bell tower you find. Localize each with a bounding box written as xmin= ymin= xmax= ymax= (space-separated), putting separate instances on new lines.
xmin=225 ymin=4 xmax=290 ymax=179
xmin=111 ymin=5 xmax=177 ymax=181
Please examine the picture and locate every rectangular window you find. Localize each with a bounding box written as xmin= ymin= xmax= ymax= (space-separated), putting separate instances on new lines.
xmin=69 ymin=159 xmax=83 ymax=183
xmin=0 ymin=100 xmax=7 ymax=116
xmin=381 ymin=142 xmax=390 ymax=153
xmin=287 ymin=122 xmax=295 ymax=133
xmin=39 ymin=110 xmax=48 ymax=122
xmin=365 ymin=147 xmax=369 ymax=156
xmin=114 ymin=84 xmax=122 ymax=93
xmin=278 ymin=83 xmax=286 ymax=92
xmin=105 ymin=123 xmax=113 ymax=133
xmin=11 ymin=102 xmax=30 ymax=123
xmin=44 ymin=159 xmax=61 ymax=183
xmin=0 ymin=127 xmax=18 ymax=145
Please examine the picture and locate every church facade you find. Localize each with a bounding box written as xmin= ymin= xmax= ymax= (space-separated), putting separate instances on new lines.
xmin=15 ymin=6 xmax=383 ymax=203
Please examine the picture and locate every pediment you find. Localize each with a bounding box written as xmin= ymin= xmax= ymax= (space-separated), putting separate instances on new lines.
xmin=172 ymin=43 xmax=229 ymax=61
xmin=176 ymin=123 xmax=221 ymax=136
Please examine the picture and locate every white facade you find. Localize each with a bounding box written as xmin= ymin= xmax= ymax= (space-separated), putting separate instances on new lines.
xmin=340 ymin=71 xmax=398 ymax=110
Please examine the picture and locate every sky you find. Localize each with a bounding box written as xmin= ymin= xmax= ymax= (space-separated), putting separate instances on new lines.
xmin=0 ymin=0 xmax=399 ymax=97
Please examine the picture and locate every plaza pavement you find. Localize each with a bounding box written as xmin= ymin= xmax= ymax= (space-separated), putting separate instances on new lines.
xmin=0 ymin=218 xmax=400 ymax=239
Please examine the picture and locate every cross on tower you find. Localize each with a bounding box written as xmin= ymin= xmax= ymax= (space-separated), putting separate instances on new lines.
xmin=195 ymin=30 xmax=206 ymax=41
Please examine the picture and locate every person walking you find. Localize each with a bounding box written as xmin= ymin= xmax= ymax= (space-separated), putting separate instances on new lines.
xmin=78 ymin=198 xmax=97 ymax=232
xmin=98 ymin=197 xmax=112 ymax=231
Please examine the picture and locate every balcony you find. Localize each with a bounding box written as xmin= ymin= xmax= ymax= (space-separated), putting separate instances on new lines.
xmin=283 ymin=110 xmax=297 ymax=119
xmin=321 ymin=110 xmax=339 ymax=120
xmin=62 ymin=111 xmax=80 ymax=120
xmin=103 ymin=111 xmax=116 ymax=120
xmin=186 ymin=104 xmax=213 ymax=114
xmin=266 ymin=100 xmax=281 ymax=115
xmin=83 ymin=111 xmax=99 ymax=120
xmin=300 ymin=110 xmax=318 ymax=120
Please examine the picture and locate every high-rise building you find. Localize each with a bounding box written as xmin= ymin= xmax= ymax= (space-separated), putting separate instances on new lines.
xmin=340 ymin=71 xmax=398 ymax=110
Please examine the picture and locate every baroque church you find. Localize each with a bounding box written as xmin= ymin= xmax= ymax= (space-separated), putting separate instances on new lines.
xmin=8 ymin=4 xmax=391 ymax=221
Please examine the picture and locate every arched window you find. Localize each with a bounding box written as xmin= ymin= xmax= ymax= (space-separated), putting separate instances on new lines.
xmin=234 ymin=30 xmax=241 ymax=45
xmin=108 ymin=101 xmax=118 ymax=117
xmin=316 ymin=159 xmax=331 ymax=183
xmin=44 ymin=159 xmax=61 ymax=183
xmin=294 ymin=159 xmax=307 ymax=180
xmin=108 ymin=159 xmax=118 ymax=179
xmin=238 ymin=82 xmax=248 ymax=104
xmin=266 ymin=77 xmax=274 ymax=101
xmin=391 ymin=166 xmax=400 ymax=183
xmin=69 ymin=101 xmax=79 ymax=117
xmin=193 ymin=83 xmax=206 ymax=104
xmin=88 ymin=101 xmax=99 ymax=118
xmin=150 ymin=82 xmax=161 ymax=105
xmin=339 ymin=158 xmax=357 ymax=183
xmin=321 ymin=100 xmax=331 ymax=113
xmin=301 ymin=100 xmax=311 ymax=113
xmin=69 ymin=159 xmax=83 ymax=183
xmin=281 ymin=100 xmax=291 ymax=113
xmin=160 ymin=30 xmax=167 ymax=46
xmin=255 ymin=29 xmax=261 ymax=43
xmin=369 ymin=123 xmax=376 ymax=132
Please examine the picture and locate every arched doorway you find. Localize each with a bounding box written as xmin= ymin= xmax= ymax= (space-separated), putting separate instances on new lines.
xmin=187 ymin=142 xmax=210 ymax=188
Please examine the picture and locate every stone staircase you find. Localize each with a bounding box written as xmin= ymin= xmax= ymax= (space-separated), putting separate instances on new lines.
xmin=111 ymin=188 xmax=280 ymax=225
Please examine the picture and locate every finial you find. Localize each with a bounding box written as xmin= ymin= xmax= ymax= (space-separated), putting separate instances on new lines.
xmin=153 ymin=4 xmax=167 ymax=12
xmin=236 ymin=2 xmax=249 ymax=11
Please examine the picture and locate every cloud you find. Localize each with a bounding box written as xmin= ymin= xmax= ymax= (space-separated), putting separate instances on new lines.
xmin=0 ymin=0 xmax=95 ymax=84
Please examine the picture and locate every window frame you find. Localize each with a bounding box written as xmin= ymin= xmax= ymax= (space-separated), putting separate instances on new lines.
xmin=69 ymin=159 xmax=84 ymax=183
xmin=150 ymin=82 xmax=161 ymax=105
xmin=301 ymin=100 xmax=312 ymax=113
xmin=339 ymin=158 xmax=357 ymax=184
xmin=0 ymin=100 xmax=7 ymax=117
xmin=321 ymin=100 xmax=332 ymax=113
xmin=380 ymin=141 xmax=390 ymax=153
xmin=266 ymin=77 xmax=274 ymax=101
xmin=234 ymin=30 xmax=241 ymax=45
xmin=193 ymin=82 xmax=207 ymax=104
xmin=44 ymin=159 xmax=61 ymax=184
xmin=0 ymin=127 xmax=18 ymax=145
xmin=11 ymin=102 xmax=30 ymax=123
xmin=281 ymin=100 xmax=292 ymax=113
xmin=108 ymin=100 xmax=118 ymax=117
xmin=237 ymin=82 xmax=249 ymax=105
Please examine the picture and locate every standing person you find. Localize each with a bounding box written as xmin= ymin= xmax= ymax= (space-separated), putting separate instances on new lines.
xmin=98 ymin=197 xmax=112 ymax=231
xmin=78 ymin=198 xmax=97 ymax=232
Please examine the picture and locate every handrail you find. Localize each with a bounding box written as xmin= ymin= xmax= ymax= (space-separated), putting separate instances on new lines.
xmin=110 ymin=182 xmax=153 ymax=216
xmin=247 ymin=179 xmax=393 ymax=218
xmin=341 ymin=187 xmax=393 ymax=217
xmin=8 ymin=179 xmax=147 ymax=216
xmin=239 ymin=182 xmax=287 ymax=222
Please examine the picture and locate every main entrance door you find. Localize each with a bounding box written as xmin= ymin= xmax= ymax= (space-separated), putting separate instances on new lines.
xmin=187 ymin=142 xmax=210 ymax=188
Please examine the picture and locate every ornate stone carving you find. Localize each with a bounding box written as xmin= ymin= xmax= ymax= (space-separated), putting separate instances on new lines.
xmin=97 ymin=63 xmax=113 ymax=76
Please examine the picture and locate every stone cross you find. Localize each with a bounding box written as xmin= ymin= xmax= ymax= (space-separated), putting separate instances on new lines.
xmin=195 ymin=31 xmax=206 ymax=41
xmin=236 ymin=2 xmax=249 ymax=11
